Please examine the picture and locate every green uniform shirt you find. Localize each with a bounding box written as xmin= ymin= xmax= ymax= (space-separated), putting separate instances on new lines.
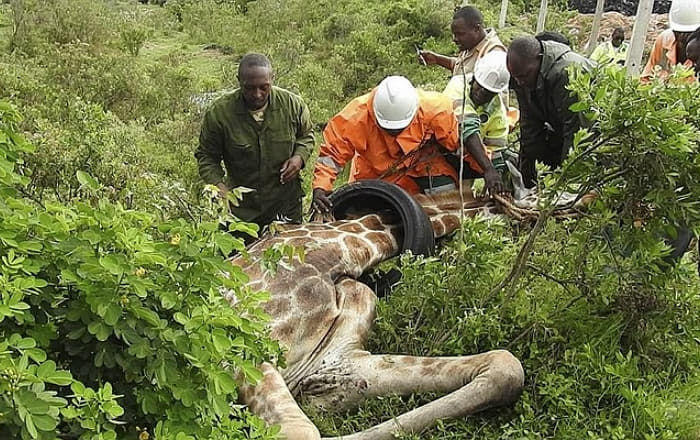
xmin=195 ymin=86 xmax=315 ymax=225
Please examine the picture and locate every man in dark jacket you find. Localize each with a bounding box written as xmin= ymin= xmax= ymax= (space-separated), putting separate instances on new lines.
xmin=507 ymin=36 xmax=593 ymax=187
xmin=195 ymin=53 xmax=315 ymax=230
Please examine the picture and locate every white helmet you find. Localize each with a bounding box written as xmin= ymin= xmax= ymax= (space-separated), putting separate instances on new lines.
xmin=474 ymin=51 xmax=510 ymax=93
xmin=669 ymin=0 xmax=700 ymax=32
xmin=373 ymin=76 xmax=419 ymax=130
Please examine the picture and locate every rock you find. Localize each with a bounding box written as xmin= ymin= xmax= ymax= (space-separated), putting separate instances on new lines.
xmin=568 ymin=0 xmax=671 ymax=16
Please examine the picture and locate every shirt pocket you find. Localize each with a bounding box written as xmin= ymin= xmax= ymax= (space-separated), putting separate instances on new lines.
xmin=223 ymin=140 xmax=258 ymax=179
xmin=265 ymin=128 xmax=295 ymax=172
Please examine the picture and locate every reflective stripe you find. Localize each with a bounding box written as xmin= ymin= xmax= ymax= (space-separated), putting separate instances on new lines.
xmin=423 ymin=183 xmax=456 ymax=195
xmin=317 ymin=156 xmax=343 ymax=173
xmin=484 ymin=137 xmax=506 ymax=147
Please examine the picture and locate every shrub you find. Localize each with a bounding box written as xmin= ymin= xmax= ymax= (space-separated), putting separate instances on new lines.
xmin=0 ymin=101 xmax=280 ymax=440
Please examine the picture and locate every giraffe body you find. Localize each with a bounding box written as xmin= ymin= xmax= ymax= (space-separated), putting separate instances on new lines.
xmin=228 ymin=187 xmax=524 ymax=440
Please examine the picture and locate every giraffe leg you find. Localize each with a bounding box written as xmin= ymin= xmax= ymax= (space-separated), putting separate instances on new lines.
xmin=305 ymin=350 xmax=523 ymax=440
xmin=239 ymin=362 xmax=320 ymax=440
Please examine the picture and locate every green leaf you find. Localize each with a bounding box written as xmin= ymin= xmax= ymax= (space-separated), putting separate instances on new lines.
xmin=14 ymin=337 xmax=37 ymax=349
xmin=132 ymin=306 xmax=161 ymax=327
xmin=87 ymin=321 xmax=112 ymax=341
xmin=76 ymin=170 xmax=101 ymax=191
xmin=24 ymin=414 xmax=38 ymax=439
xmin=211 ymin=329 xmax=231 ymax=353
xmin=103 ymin=303 xmax=121 ymax=326
xmin=32 ymin=413 xmax=58 ymax=431
xmin=213 ymin=371 xmax=238 ymax=394
xmin=99 ymin=255 xmax=126 ymax=276
xmin=102 ymin=400 xmax=124 ymax=418
xmin=15 ymin=390 xmax=50 ymax=415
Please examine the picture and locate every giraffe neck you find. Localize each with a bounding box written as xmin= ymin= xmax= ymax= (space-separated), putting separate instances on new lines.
xmin=414 ymin=189 xmax=498 ymax=238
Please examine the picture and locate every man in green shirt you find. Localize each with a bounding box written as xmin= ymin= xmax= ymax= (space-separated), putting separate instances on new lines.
xmin=195 ymin=53 xmax=315 ymax=230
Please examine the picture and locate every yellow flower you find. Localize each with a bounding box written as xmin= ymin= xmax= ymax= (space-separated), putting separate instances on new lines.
xmin=138 ymin=431 xmax=150 ymax=440
xmin=170 ymin=233 xmax=181 ymax=245
xmin=135 ymin=267 xmax=146 ymax=277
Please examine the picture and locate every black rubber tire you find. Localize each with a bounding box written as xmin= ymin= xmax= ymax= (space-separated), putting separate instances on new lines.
xmin=329 ymin=180 xmax=435 ymax=256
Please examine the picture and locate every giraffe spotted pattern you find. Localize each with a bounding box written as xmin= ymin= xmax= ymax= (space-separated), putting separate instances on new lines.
xmin=227 ymin=188 xmax=523 ymax=440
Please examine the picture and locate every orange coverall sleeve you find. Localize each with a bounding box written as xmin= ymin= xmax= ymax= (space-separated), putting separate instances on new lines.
xmin=429 ymin=106 xmax=459 ymax=153
xmin=642 ymin=34 xmax=665 ymax=80
xmin=312 ymin=117 xmax=357 ymax=191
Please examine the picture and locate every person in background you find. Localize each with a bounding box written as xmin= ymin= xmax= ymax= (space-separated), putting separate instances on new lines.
xmin=642 ymin=0 xmax=700 ymax=80
xmin=685 ymin=26 xmax=700 ymax=76
xmin=443 ymin=51 xmax=514 ymax=180
xmin=591 ymin=27 xmax=629 ymax=65
xmin=195 ymin=53 xmax=314 ymax=232
xmin=311 ymin=75 xmax=504 ymax=213
xmin=507 ymin=36 xmax=594 ymax=188
xmin=417 ymin=6 xmax=505 ymax=76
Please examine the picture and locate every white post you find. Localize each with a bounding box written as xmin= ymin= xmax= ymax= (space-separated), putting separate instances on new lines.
xmin=536 ymin=0 xmax=548 ymax=34
xmin=625 ymin=0 xmax=653 ymax=76
xmin=585 ymin=0 xmax=606 ymax=55
xmin=499 ymin=0 xmax=508 ymax=29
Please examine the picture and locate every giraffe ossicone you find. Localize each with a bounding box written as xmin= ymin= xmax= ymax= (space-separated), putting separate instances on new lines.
xmin=228 ymin=181 xmax=591 ymax=440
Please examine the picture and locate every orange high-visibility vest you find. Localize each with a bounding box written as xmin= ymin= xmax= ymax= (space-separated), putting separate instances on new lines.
xmin=313 ymin=89 xmax=482 ymax=194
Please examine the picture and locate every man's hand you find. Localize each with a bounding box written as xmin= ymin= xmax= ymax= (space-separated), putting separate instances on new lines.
xmin=216 ymin=182 xmax=229 ymax=199
xmin=483 ymin=168 xmax=505 ymax=195
xmin=418 ymin=49 xmax=439 ymax=66
xmin=280 ymin=155 xmax=304 ymax=184
xmin=312 ymin=188 xmax=332 ymax=213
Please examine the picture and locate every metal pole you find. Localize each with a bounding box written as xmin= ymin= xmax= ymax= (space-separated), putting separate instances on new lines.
xmin=586 ymin=0 xmax=606 ymax=55
xmin=499 ymin=0 xmax=508 ymax=29
xmin=625 ymin=0 xmax=653 ymax=76
xmin=536 ymin=0 xmax=548 ymax=34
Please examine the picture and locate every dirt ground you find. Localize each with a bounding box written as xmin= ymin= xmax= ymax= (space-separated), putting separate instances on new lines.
xmin=566 ymin=10 xmax=668 ymax=47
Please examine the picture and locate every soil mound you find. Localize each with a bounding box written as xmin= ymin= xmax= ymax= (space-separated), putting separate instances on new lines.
xmin=566 ymin=11 xmax=668 ymax=47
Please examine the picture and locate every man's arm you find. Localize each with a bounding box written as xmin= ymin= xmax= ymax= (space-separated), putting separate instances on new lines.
xmin=418 ymin=50 xmax=457 ymax=71
xmin=518 ymin=111 xmax=547 ymax=189
xmin=195 ymin=111 xmax=226 ymax=187
xmin=292 ymin=100 xmax=315 ymax=166
xmin=310 ymin=118 xmax=357 ymax=212
xmin=463 ymin=132 xmax=504 ymax=194
xmin=280 ymin=100 xmax=316 ymax=184
xmin=552 ymin=69 xmax=583 ymax=164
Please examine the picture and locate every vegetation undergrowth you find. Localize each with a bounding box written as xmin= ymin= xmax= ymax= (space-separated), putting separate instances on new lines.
xmin=0 ymin=0 xmax=698 ymax=439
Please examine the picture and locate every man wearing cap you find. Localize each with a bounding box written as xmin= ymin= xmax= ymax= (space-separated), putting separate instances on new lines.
xmin=311 ymin=76 xmax=504 ymax=212
xmin=642 ymin=0 xmax=700 ymax=80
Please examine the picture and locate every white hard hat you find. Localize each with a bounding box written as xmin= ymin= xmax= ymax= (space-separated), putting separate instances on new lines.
xmin=669 ymin=0 xmax=700 ymax=32
xmin=373 ymin=76 xmax=419 ymax=130
xmin=474 ymin=51 xmax=510 ymax=93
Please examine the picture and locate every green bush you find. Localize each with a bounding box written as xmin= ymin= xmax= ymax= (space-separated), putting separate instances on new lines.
xmin=0 ymin=101 xmax=280 ymax=440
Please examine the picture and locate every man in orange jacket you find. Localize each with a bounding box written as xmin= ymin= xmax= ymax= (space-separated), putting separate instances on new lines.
xmin=311 ymin=76 xmax=503 ymax=212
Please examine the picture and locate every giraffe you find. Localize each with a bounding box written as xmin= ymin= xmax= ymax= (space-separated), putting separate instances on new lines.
xmin=225 ymin=183 xmax=590 ymax=440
